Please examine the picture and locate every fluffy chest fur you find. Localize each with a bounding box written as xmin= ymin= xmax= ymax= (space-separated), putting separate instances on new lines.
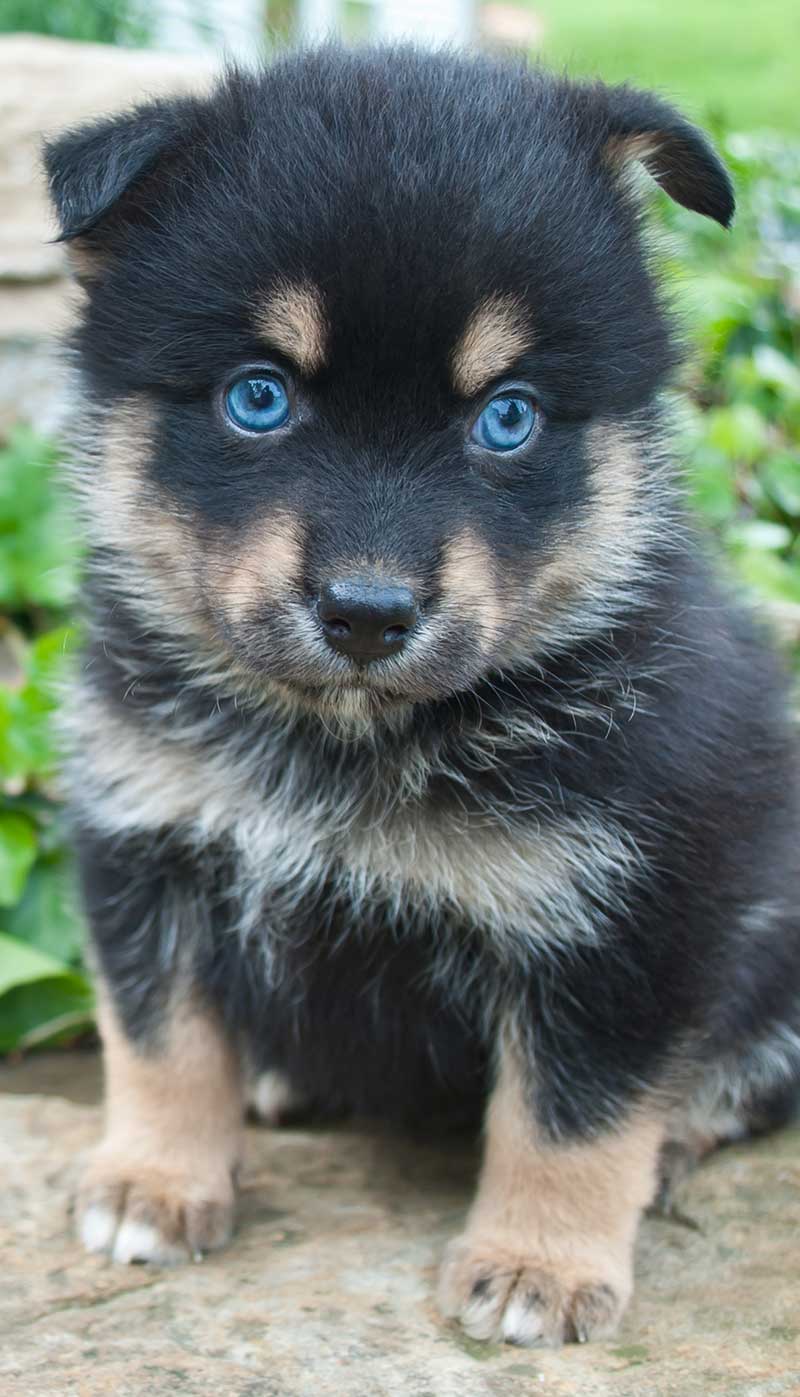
xmin=66 ymin=669 xmax=648 ymax=972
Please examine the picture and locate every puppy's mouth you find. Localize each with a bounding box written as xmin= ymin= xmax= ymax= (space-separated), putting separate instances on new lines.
xmin=226 ymin=603 xmax=489 ymax=711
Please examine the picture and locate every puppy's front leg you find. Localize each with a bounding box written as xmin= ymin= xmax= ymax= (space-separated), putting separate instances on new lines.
xmin=78 ymin=983 xmax=243 ymax=1264
xmin=439 ymin=1039 xmax=663 ymax=1346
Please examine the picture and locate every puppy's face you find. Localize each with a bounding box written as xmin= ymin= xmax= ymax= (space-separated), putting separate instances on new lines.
xmin=47 ymin=50 xmax=732 ymax=712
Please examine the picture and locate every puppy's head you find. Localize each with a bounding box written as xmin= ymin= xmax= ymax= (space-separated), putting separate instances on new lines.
xmin=46 ymin=48 xmax=732 ymax=713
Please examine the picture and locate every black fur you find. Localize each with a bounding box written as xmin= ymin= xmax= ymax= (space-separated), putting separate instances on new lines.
xmin=48 ymin=47 xmax=798 ymax=1160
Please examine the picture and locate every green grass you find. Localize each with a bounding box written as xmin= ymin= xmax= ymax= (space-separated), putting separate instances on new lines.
xmin=529 ymin=0 xmax=800 ymax=131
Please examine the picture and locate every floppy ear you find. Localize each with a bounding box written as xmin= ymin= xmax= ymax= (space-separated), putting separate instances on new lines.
xmin=43 ymin=101 xmax=191 ymax=276
xmin=598 ymin=84 xmax=735 ymax=228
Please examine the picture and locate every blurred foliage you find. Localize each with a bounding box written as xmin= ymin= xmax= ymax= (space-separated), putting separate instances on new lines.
xmin=657 ymin=133 xmax=800 ymax=659
xmin=0 ymin=429 xmax=92 ymax=1052
xmin=532 ymin=0 xmax=800 ymax=133
xmin=0 ymin=0 xmax=153 ymax=45
xmin=0 ymin=130 xmax=798 ymax=1053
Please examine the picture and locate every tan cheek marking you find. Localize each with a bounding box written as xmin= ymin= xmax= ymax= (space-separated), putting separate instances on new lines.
xmin=451 ymin=295 xmax=533 ymax=398
xmin=253 ymin=278 xmax=327 ymax=375
xmin=440 ymin=529 xmax=503 ymax=651
xmin=93 ymin=398 xmax=214 ymax=629
xmin=219 ymin=509 xmax=305 ymax=621
xmin=101 ymin=400 xmax=170 ymax=554
xmin=527 ymin=420 xmax=644 ymax=615
xmin=89 ymin=398 xmax=187 ymax=576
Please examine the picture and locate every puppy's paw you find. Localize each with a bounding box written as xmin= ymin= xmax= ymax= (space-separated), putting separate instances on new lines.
xmin=246 ymin=1069 xmax=304 ymax=1126
xmin=438 ymin=1235 xmax=630 ymax=1346
xmin=77 ymin=1148 xmax=236 ymax=1264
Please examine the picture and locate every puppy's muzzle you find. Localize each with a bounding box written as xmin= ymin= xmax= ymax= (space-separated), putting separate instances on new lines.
xmin=317 ymin=579 xmax=418 ymax=662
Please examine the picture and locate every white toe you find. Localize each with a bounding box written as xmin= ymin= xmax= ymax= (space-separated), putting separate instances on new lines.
xmin=80 ymin=1205 xmax=117 ymax=1254
xmin=112 ymin=1218 xmax=185 ymax=1265
xmin=501 ymin=1293 xmax=544 ymax=1346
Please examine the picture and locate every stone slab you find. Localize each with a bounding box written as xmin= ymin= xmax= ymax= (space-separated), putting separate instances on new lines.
xmin=1 ymin=1074 xmax=799 ymax=1397
xmin=0 ymin=34 xmax=214 ymax=434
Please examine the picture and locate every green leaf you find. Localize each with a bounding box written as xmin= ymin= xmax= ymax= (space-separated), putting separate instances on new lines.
xmin=26 ymin=626 xmax=76 ymax=688
xmin=761 ymin=454 xmax=800 ymax=520
xmin=13 ymin=857 xmax=84 ymax=961
xmin=0 ymin=811 xmax=37 ymax=907
xmin=735 ymin=551 xmax=800 ymax=605
xmin=705 ymin=405 xmax=770 ymax=465
xmin=752 ymin=345 xmax=800 ymax=401
xmin=0 ymin=932 xmax=93 ymax=1052
xmin=0 ymin=977 xmax=94 ymax=1053
xmin=0 ymin=626 xmax=77 ymax=785
xmin=727 ymin=520 xmax=794 ymax=552
xmin=0 ymin=930 xmax=71 ymax=995
xmin=0 ymin=427 xmax=80 ymax=611
xmin=5 ymin=855 xmax=85 ymax=964
xmin=687 ymin=452 xmax=738 ymax=524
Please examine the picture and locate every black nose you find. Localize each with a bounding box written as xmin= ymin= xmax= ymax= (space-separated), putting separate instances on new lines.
xmin=317 ymin=580 xmax=418 ymax=660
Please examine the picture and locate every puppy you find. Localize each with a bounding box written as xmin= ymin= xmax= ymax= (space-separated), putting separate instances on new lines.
xmin=45 ymin=46 xmax=800 ymax=1346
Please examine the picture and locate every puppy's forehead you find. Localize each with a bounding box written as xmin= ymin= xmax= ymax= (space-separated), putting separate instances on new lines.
xmin=252 ymin=276 xmax=532 ymax=396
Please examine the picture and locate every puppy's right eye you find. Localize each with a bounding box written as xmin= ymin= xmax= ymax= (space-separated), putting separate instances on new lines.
xmin=225 ymin=373 xmax=290 ymax=433
xmin=471 ymin=394 xmax=538 ymax=453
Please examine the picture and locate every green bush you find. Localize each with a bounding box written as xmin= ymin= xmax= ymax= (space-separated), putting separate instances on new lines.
xmin=0 ymin=428 xmax=93 ymax=1051
xmin=0 ymin=0 xmax=152 ymax=46
xmin=0 ymin=132 xmax=797 ymax=1054
xmin=660 ymin=132 xmax=800 ymax=657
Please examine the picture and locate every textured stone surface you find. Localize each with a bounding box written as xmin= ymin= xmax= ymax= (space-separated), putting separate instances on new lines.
xmin=0 ymin=34 xmax=213 ymax=433
xmin=1 ymin=1066 xmax=799 ymax=1396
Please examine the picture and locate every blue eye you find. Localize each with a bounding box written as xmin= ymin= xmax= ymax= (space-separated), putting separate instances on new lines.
xmin=225 ymin=373 xmax=290 ymax=432
xmin=471 ymin=394 xmax=537 ymax=452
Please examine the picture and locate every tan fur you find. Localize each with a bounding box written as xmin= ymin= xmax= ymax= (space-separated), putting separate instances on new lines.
xmin=484 ymin=416 xmax=656 ymax=666
xmin=533 ymin=419 xmax=644 ymax=606
xmin=219 ymin=509 xmax=305 ymax=620
xmin=439 ymin=529 xmax=502 ymax=651
xmin=93 ymin=399 xmax=158 ymax=544
xmin=605 ymin=132 xmax=663 ymax=171
xmin=253 ymin=278 xmax=327 ymax=375
xmin=77 ymin=983 xmax=244 ymax=1262
xmin=100 ymin=400 xmax=186 ymax=580
xmin=420 ymin=421 xmax=652 ymax=672
xmin=439 ymin=1038 xmax=663 ymax=1344
xmin=325 ymin=554 xmax=419 ymax=587
xmin=65 ymin=683 xmax=645 ymax=959
xmin=604 ymin=133 xmax=667 ymax=202
xmin=64 ymin=240 xmax=107 ymax=284
xmin=78 ymin=397 xmax=215 ymax=638
xmin=80 ymin=398 xmax=300 ymax=656
xmin=451 ymin=295 xmax=532 ymax=397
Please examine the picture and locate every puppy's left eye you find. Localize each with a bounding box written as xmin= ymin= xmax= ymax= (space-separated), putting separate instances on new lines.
xmin=471 ymin=394 xmax=537 ymax=452
xmin=225 ymin=373 xmax=290 ymax=432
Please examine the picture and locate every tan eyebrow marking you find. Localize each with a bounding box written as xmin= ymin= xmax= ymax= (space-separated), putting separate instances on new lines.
xmin=451 ymin=294 xmax=533 ymax=397
xmin=253 ymin=278 xmax=327 ymax=375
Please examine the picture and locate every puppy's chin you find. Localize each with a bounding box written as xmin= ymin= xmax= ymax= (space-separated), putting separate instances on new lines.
xmin=266 ymin=676 xmax=416 ymax=731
